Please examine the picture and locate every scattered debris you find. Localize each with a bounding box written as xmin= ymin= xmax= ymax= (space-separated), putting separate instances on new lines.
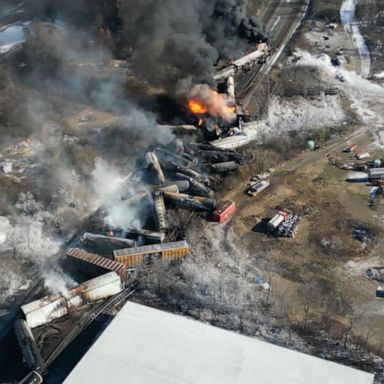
xmin=267 ymin=209 xmax=301 ymax=238
xmin=356 ymin=152 xmax=370 ymax=160
xmin=343 ymin=143 xmax=357 ymax=153
xmin=0 ymin=139 xmax=35 ymax=158
xmin=78 ymin=111 xmax=95 ymax=123
xmin=351 ymin=223 xmax=375 ymax=250
xmin=366 ymin=268 xmax=384 ymax=282
xmin=276 ymin=213 xmax=301 ymax=238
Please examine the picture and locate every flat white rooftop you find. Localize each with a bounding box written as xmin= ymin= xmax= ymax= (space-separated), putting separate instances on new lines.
xmin=64 ymin=302 xmax=374 ymax=384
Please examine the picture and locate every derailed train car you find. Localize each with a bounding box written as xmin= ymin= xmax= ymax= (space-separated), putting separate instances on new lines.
xmin=66 ymin=248 xmax=127 ymax=282
xmin=113 ymin=240 xmax=190 ymax=268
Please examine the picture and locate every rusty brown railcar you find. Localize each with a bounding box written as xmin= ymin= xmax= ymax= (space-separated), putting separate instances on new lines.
xmin=113 ymin=240 xmax=189 ymax=267
xmin=66 ymin=248 xmax=127 ymax=282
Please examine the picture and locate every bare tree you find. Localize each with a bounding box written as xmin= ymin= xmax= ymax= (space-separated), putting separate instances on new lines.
xmin=363 ymin=327 xmax=375 ymax=350
xmin=262 ymin=272 xmax=274 ymax=308
xmin=341 ymin=315 xmax=357 ymax=349
xmin=298 ymin=281 xmax=321 ymax=330
xmin=15 ymin=192 xmax=42 ymax=250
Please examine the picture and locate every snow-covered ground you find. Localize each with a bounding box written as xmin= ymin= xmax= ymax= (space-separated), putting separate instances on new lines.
xmin=262 ymin=95 xmax=345 ymax=137
xmin=212 ymin=94 xmax=346 ymax=149
xmin=0 ymin=22 xmax=29 ymax=54
xmin=0 ymin=20 xmax=66 ymax=54
xmin=293 ymin=50 xmax=384 ymax=147
xmin=374 ymin=71 xmax=384 ymax=79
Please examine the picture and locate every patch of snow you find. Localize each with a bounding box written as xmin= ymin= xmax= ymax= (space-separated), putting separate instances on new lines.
xmin=292 ymin=50 xmax=384 ymax=147
xmin=0 ymin=22 xmax=29 ymax=54
xmin=374 ymin=72 xmax=384 ymax=79
xmin=262 ymin=95 xmax=345 ymax=137
xmin=340 ymin=0 xmax=371 ymax=78
xmin=0 ymin=217 xmax=10 ymax=245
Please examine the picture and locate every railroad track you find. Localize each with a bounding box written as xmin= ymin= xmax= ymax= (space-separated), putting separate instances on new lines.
xmin=17 ymin=284 xmax=138 ymax=384
xmin=44 ymin=283 xmax=137 ymax=368
xmin=238 ymin=0 xmax=311 ymax=108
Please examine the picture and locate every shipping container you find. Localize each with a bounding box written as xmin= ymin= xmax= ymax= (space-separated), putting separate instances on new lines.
xmin=66 ymin=248 xmax=127 ymax=282
xmin=114 ymin=240 xmax=190 ymax=266
xmin=212 ymin=200 xmax=236 ymax=222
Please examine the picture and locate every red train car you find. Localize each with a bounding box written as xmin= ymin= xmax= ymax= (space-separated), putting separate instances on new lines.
xmin=212 ymin=200 xmax=236 ymax=222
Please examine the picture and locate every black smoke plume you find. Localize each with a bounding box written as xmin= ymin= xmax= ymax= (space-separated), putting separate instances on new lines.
xmin=118 ymin=0 xmax=267 ymax=92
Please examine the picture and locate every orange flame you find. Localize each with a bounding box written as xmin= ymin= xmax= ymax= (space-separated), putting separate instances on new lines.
xmin=228 ymin=104 xmax=237 ymax=113
xmin=187 ymin=85 xmax=237 ymax=122
xmin=187 ymin=99 xmax=207 ymax=114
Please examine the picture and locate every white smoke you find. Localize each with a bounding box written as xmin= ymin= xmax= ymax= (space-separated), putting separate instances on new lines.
xmin=92 ymin=159 xmax=142 ymax=228
xmin=0 ymin=270 xmax=32 ymax=302
xmin=5 ymin=214 xmax=74 ymax=294
xmin=43 ymin=266 xmax=76 ymax=295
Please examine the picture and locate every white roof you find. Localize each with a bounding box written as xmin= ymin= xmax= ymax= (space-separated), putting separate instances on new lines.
xmin=64 ymin=302 xmax=374 ymax=384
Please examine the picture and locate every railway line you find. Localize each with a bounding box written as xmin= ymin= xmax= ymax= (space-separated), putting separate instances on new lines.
xmin=17 ymin=284 xmax=137 ymax=384
xmin=238 ymin=0 xmax=311 ymax=108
